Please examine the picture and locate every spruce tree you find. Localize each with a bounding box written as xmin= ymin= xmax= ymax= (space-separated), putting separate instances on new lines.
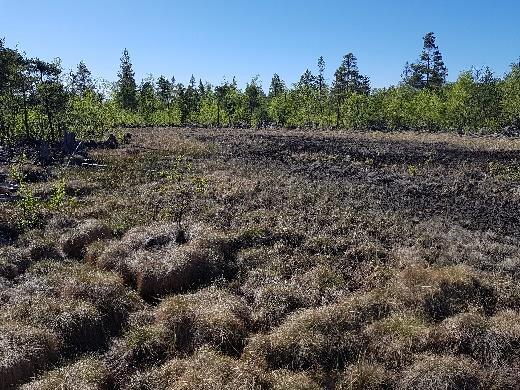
xmin=268 ymin=74 xmax=285 ymax=98
xmin=317 ymin=56 xmax=326 ymax=96
xmin=71 ymin=61 xmax=94 ymax=96
xmin=245 ymin=76 xmax=263 ymax=127
xmin=156 ymin=75 xmax=173 ymax=108
xmin=116 ymin=48 xmax=137 ymax=110
xmin=317 ymin=57 xmax=326 ymax=108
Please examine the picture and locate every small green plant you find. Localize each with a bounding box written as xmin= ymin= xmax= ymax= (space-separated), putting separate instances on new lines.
xmin=9 ymin=155 xmax=74 ymax=230
xmin=9 ymin=153 xmax=28 ymax=183
xmin=153 ymin=155 xmax=208 ymax=231
xmin=48 ymin=179 xmax=67 ymax=211
xmin=407 ymin=164 xmax=418 ymax=176
xmin=488 ymin=161 xmax=520 ymax=181
xmin=17 ymin=181 xmax=43 ymax=229
xmin=9 ymin=154 xmax=43 ymax=229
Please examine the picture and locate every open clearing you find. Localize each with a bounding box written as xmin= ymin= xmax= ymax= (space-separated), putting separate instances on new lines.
xmin=2 ymin=127 xmax=520 ymax=389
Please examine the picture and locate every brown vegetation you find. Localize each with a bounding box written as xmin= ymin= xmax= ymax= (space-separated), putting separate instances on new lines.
xmin=2 ymin=127 xmax=520 ymax=389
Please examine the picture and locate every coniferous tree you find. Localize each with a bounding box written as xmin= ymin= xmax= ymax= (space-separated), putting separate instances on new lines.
xmin=296 ymin=69 xmax=317 ymax=126
xmin=198 ymin=79 xmax=205 ymax=97
xmin=116 ymin=48 xmax=137 ymax=111
xmin=156 ymin=75 xmax=173 ymax=108
xmin=245 ymin=76 xmax=264 ymax=127
xmin=405 ymin=32 xmax=447 ymax=89
xmin=184 ymin=75 xmax=199 ymax=122
xmin=317 ymin=56 xmax=327 ymax=123
xmin=332 ymin=53 xmax=370 ymax=126
xmin=317 ymin=56 xmax=326 ymax=97
xmin=71 ymin=61 xmax=94 ymax=96
xmin=215 ymin=83 xmax=228 ymax=127
xmin=268 ymin=74 xmax=286 ymax=98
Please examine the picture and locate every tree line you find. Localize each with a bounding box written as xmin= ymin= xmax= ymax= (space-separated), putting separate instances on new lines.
xmin=1 ymin=33 xmax=519 ymax=144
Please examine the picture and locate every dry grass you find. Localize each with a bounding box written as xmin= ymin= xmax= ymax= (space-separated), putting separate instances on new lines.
xmin=106 ymin=287 xmax=250 ymax=387
xmin=155 ymin=286 xmax=251 ymax=354
xmin=4 ymin=127 xmax=520 ymax=387
xmin=268 ymin=369 xmax=321 ymax=390
xmin=20 ymin=356 xmax=110 ymax=390
xmin=337 ymin=362 xmax=393 ymax=390
xmin=0 ymin=241 xmax=61 ymax=280
xmin=380 ymin=265 xmax=497 ymax=321
xmin=0 ymin=261 xmax=141 ymax=388
xmin=397 ymin=354 xmax=483 ymax=390
xmin=244 ymin=291 xmax=388 ymax=371
xmin=364 ymin=312 xmax=429 ymax=368
xmin=124 ymin=347 xmax=266 ymax=390
xmin=60 ymin=219 xmax=113 ymax=258
xmin=94 ymin=223 xmax=233 ymax=299
xmin=0 ymin=324 xmax=59 ymax=389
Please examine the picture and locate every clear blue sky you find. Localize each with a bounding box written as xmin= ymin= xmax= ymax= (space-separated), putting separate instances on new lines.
xmin=1 ymin=0 xmax=519 ymax=89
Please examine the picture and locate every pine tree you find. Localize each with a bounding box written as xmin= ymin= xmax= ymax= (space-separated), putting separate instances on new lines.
xmin=185 ymin=75 xmax=200 ymax=121
xmin=116 ymin=48 xmax=137 ymax=110
xmin=332 ymin=53 xmax=370 ymax=126
xmin=198 ymin=79 xmax=205 ymax=97
xmin=405 ymin=32 xmax=447 ymax=89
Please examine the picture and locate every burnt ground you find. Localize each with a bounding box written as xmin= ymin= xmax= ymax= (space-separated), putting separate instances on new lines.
xmin=160 ymin=128 xmax=520 ymax=238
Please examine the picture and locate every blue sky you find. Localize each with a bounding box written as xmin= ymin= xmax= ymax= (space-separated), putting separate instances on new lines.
xmin=1 ymin=0 xmax=519 ymax=89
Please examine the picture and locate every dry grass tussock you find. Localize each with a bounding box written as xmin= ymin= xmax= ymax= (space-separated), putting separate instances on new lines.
xmin=94 ymin=223 xmax=234 ymax=299
xmin=20 ymin=356 xmax=110 ymax=390
xmin=124 ymin=347 xmax=267 ymax=390
xmin=106 ymin=287 xmax=250 ymax=386
xmin=0 ymin=261 xmax=141 ymax=388
xmin=0 ymin=324 xmax=60 ymax=390
xmin=244 ymin=291 xmax=389 ymax=371
xmin=397 ymin=354 xmax=483 ymax=390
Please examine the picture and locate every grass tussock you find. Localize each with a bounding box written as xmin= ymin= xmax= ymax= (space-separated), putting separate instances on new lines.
xmin=96 ymin=223 xmax=233 ymax=299
xmin=268 ymin=369 xmax=321 ymax=390
xmin=107 ymin=287 xmax=250 ymax=386
xmin=0 ymin=324 xmax=60 ymax=389
xmin=20 ymin=356 xmax=110 ymax=390
xmin=397 ymin=354 xmax=483 ymax=390
xmin=337 ymin=362 xmax=394 ymax=390
xmin=60 ymin=219 xmax=113 ymax=258
xmin=244 ymin=291 xmax=388 ymax=370
xmin=0 ymin=261 xmax=141 ymax=387
xmin=0 ymin=241 xmax=61 ymax=280
xmin=382 ymin=265 xmax=497 ymax=321
xmin=363 ymin=312 xmax=430 ymax=368
xmin=124 ymin=347 xmax=266 ymax=390
xmin=429 ymin=310 xmax=520 ymax=366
